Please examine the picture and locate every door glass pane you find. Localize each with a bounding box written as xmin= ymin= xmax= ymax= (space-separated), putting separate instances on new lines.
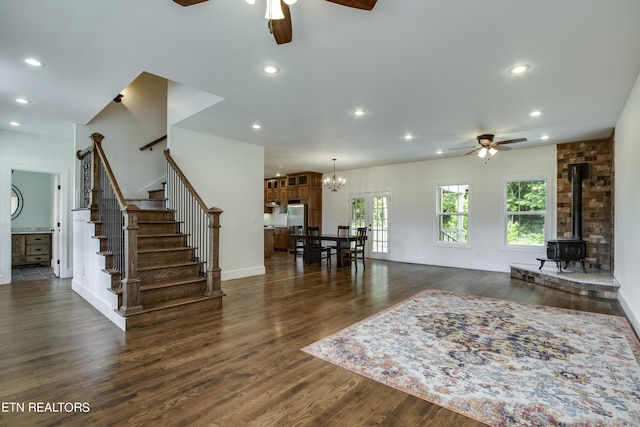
xmin=371 ymin=196 xmax=388 ymax=253
xmin=350 ymin=198 xmax=366 ymax=233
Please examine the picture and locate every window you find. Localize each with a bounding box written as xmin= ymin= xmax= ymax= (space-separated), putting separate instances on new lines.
xmin=505 ymin=179 xmax=546 ymax=246
xmin=437 ymin=184 xmax=468 ymax=243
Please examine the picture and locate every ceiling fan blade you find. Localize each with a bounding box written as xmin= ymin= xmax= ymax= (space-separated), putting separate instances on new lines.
xmin=494 ymin=145 xmax=512 ymax=151
xmin=326 ymin=0 xmax=377 ymax=10
xmin=449 ymin=146 xmax=476 ymax=151
xmin=271 ymin=1 xmax=292 ymax=44
xmin=465 ymin=147 xmax=481 ymax=156
xmin=173 ymin=0 xmax=208 ymax=6
xmin=495 ymin=137 xmax=527 ymax=145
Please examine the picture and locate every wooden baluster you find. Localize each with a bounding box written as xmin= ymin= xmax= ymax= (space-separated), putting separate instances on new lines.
xmin=206 ymin=207 xmax=223 ymax=297
xmin=120 ymin=205 xmax=143 ymax=314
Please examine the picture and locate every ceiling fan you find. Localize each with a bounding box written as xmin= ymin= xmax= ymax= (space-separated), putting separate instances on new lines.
xmin=173 ymin=0 xmax=377 ymax=45
xmin=465 ymin=134 xmax=527 ymax=158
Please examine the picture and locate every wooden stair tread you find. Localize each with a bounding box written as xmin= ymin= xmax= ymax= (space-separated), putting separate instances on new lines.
xmin=138 ymin=233 xmax=189 ymax=238
xmin=138 ymin=261 xmax=201 ymax=271
xmin=138 ymin=247 xmax=193 ymax=254
xmin=123 ymin=294 xmax=219 ymax=315
xmin=109 ymin=277 xmax=206 ymax=294
xmin=140 ymin=277 xmax=206 ymax=291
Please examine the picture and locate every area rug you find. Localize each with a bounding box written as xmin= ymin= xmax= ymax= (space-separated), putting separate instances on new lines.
xmin=302 ymin=289 xmax=640 ymax=426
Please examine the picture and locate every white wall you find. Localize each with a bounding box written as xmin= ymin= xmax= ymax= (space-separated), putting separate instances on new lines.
xmin=614 ymin=71 xmax=640 ymax=334
xmin=323 ymin=144 xmax=556 ymax=273
xmin=71 ymin=210 xmax=124 ymax=330
xmin=75 ymin=72 xmax=168 ymax=200
xmin=0 ymin=130 xmax=75 ymax=283
xmin=168 ymin=127 xmax=265 ymax=281
xmin=10 ymin=171 xmax=54 ymax=231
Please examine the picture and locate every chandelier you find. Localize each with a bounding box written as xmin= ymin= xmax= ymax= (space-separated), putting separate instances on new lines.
xmin=323 ymin=158 xmax=346 ymax=192
xmin=244 ymin=0 xmax=298 ymax=20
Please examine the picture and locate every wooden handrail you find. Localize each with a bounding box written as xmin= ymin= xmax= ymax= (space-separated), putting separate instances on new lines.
xmin=139 ymin=135 xmax=167 ymax=152
xmin=76 ymin=144 xmax=94 ymax=160
xmin=92 ymin=133 xmax=128 ymax=209
xmin=163 ymin=149 xmax=211 ymax=212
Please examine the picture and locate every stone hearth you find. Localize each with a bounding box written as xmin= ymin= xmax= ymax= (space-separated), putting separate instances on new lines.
xmin=511 ymin=263 xmax=619 ymax=300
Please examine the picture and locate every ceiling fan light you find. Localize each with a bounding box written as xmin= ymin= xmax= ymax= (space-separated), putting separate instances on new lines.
xmin=245 ymin=0 xmax=255 ymax=4
xmin=283 ymin=0 xmax=297 ymax=4
xmin=265 ymin=0 xmax=285 ymax=20
xmin=489 ymin=147 xmax=498 ymax=156
xmin=478 ymin=147 xmax=488 ymax=158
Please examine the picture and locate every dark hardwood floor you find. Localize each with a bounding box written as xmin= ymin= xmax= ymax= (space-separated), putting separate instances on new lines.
xmin=0 ymin=253 xmax=627 ymax=426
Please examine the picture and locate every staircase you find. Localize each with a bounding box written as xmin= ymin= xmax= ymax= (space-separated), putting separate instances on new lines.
xmin=94 ymin=187 xmax=222 ymax=329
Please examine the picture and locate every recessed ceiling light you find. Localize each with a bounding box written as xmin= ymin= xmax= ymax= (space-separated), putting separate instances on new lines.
xmin=530 ymin=110 xmax=542 ymax=117
xmin=15 ymin=97 xmax=30 ymax=104
xmin=354 ymin=109 xmax=365 ymax=117
xmin=9 ymin=121 xmax=21 ymax=127
xmin=24 ymin=57 xmax=42 ymax=67
xmin=262 ymin=65 xmax=279 ymax=74
xmin=436 ymin=150 xmax=443 ymax=155
xmin=252 ymin=123 xmax=261 ymax=129
xmin=541 ymin=134 xmax=550 ymax=140
xmin=404 ymin=133 xmax=413 ymax=141
xmin=509 ymin=64 xmax=530 ymax=74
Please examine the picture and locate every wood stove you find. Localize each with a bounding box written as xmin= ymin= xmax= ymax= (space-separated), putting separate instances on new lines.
xmin=539 ymin=163 xmax=588 ymax=272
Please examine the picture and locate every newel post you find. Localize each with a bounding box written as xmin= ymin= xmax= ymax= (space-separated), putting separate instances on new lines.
xmin=206 ymin=207 xmax=223 ymax=297
xmin=120 ymin=205 xmax=143 ymax=314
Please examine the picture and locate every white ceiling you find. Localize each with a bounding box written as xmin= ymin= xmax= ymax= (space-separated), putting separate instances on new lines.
xmin=2 ymin=0 xmax=640 ymax=178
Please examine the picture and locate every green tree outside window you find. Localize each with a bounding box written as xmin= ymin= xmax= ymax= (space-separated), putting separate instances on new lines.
xmin=506 ymin=179 xmax=546 ymax=245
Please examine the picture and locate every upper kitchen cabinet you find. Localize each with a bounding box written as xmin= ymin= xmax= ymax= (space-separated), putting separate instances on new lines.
xmin=264 ymin=177 xmax=289 ymax=213
xmin=264 ymin=178 xmax=280 ymax=202
xmin=287 ymin=172 xmax=321 ymax=201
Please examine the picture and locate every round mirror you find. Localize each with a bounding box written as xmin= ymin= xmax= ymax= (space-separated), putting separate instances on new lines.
xmin=11 ymin=185 xmax=24 ymax=220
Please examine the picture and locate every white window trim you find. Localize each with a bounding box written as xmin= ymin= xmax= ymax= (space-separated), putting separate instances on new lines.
xmin=501 ymin=174 xmax=553 ymax=250
xmin=434 ymin=180 xmax=472 ymax=248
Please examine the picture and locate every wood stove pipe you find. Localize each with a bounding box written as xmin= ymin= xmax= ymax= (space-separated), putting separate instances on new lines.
xmin=568 ymin=163 xmax=588 ymax=240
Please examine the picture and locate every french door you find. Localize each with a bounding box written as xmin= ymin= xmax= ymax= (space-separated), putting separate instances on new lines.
xmin=348 ymin=192 xmax=390 ymax=260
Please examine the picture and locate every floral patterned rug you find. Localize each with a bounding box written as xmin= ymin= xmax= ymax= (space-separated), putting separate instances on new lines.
xmin=302 ymin=289 xmax=640 ymax=426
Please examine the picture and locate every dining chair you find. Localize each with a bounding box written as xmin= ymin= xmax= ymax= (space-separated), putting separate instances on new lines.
xmin=289 ymin=226 xmax=305 ymax=263
xmin=306 ymin=227 xmax=332 ymax=267
xmin=329 ymin=225 xmax=350 ymax=259
xmin=343 ymin=227 xmax=367 ymax=271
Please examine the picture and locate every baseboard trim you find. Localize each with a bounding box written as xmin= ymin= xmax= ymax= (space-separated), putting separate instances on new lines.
xmin=221 ymin=266 xmax=266 ymax=281
xmin=618 ymin=287 xmax=640 ymax=339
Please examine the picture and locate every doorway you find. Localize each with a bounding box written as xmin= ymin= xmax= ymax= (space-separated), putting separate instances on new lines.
xmin=10 ymin=170 xmax=62 ymax=281
xmin=348 ymin=192 xmax=391 ymax=260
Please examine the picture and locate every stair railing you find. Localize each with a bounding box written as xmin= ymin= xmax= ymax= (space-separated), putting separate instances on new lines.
xmin=78 ymin=133 xmax=142 ymax=315
xmin=164 ymin=149 xmax=223 ymax=298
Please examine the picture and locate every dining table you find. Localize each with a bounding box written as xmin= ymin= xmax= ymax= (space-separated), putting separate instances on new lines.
xmin=292 ymin=232 xmax=366 ymax=268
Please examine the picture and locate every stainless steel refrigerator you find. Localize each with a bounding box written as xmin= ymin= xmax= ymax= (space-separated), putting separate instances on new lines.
xmin=286 ymin=203 xmax=308 ymax=232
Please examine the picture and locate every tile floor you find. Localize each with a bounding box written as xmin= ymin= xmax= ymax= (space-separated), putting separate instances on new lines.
xmin=11 ymin=266 xmax=57 ymax=283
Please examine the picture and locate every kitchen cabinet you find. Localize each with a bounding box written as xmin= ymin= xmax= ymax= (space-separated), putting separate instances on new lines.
xmin=12 ymin=233 xmax=51 ymax=267
xmin=265 ymin=171 xmax=322 ymax=229
xmin=264 ymin=228 xmax=274 ymax=258
xmin=273 ymin=227 xmax=290 ymax=251
xmin=264 ymin=177 xmax=288 ymax=212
